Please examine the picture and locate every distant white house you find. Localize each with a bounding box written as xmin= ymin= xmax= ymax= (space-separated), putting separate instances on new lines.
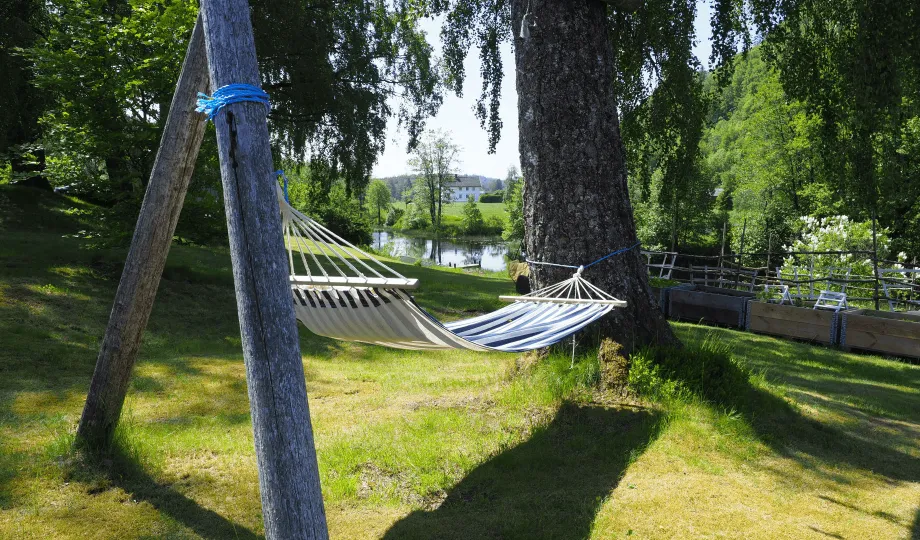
xmin=445 ymin=175 xmax=482 ymax=202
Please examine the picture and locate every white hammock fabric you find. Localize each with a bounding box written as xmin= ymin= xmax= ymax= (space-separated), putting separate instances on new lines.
xmin=279 ymin=187 xmax=625 ymax=352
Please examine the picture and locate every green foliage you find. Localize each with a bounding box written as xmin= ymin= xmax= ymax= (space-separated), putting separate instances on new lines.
xmin=702 ymin=49 xmax=827 ymax=257
xmin=478 ymin=190 xmax=503 ymax=203
xmin=0 ymin=0 xmax=47 ymax=159
xmin=384 ymin=206 xmax=403 ymax=227
xmin=366 ymin=179 xmax=391 ymax=225
xmin=615 ymin=0 xmax=720 ymax=253
xmin=286 ymin=165 xmax=371 ymax=244
xmin=402 ymin=200 xmax=430 ymax=230
xmin=28 ymin=0 xmax=199 ymax=197
xmin=484 ymin=215 xmax=504 ymax=235
xmin=623 ymin=66 xmax=716 ymax=252
xmin=502 ymin=176 xmax=523 ymax=242
xmin=460 ymin=196 xmax=485 ymax=235
xmin=17 ymin=0 xmax=446 ymax=240
xmin=628 ymin=333 xmax=750 ymax=407
xmin=648 ymin=277 xmax=680 ymax=288
xmin=408 ymin=130 xmax=459 ymax=234
xmin=254 ymin=0 xmax=443 ymax=193
xmin=746 ymin=0 xmax=920 ymax=258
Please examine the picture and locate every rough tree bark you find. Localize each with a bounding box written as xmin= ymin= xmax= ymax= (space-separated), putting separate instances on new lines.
xmin=512 ymin=0 xmax=677 ymax=351
xmin=76 ymin=17 xmax=210 ymax=448
xmin=199 ymin=0 xmax=328 ymax=537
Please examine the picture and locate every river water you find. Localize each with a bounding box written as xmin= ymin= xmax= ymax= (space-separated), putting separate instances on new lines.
xmin=372 ymin=231 xmax=511 ymax=272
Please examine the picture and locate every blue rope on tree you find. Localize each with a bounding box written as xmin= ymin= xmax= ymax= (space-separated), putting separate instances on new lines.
xmin=196 ymin=83 xmax=270 ymax=120
xmin=275 ymin=170 xmax=289 ymax=203
xmin=527 ymin=241 xmax=642 ymax=270
xmin=583 ymin=241 xmax=642 ymax=268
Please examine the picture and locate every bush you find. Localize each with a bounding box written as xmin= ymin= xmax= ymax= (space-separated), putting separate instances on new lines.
xmin=628 ymin=333 xmax=750 ymax=407
xmin=649 ymin=276 xmax=681 ymax=288
xmin=783 ymin=215 xmax=905 ymax=276
xmin=403 ymin=202 xmax=430 ymax=230
xmin=479 ymin=191 xmax=504 ymax=203
xmin=484 ymin=215 xmax=505 ymax=235
xmin=300 ymin=182 xmax=372 ymax=245
xmin=385 ymin=206 xmax=404 ymax=227
xmin=460 ymin=197 xmax=486 ymax=234
xmin=503 ymin=179 xmax=524 ymax=241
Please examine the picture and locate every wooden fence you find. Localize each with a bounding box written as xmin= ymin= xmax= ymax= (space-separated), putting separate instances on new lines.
xmin=642 ymin=249 xmax=920 ymax=311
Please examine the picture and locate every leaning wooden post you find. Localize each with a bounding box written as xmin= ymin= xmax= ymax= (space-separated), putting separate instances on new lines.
xmin=77 ymin=17 xmax=210 ymax=448
xmin=198 ymin=1 xmax=328 ymax=537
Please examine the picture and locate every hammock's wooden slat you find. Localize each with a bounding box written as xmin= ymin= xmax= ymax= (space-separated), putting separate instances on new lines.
xmin=290 ymin=275 xmax=420 ymax=289
xmin=499 ymin=295 xmax=627 ymax=306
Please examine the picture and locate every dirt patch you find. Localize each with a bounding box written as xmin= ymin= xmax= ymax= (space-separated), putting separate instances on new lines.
xmin=357 ymin=462 xmax=447 ymax=510
xmin=405 ymin=395 xmax=495 ymax=412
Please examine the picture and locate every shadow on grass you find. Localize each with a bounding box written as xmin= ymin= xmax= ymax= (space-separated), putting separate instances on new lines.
xmin=670 ymin=325 xmax=920 ymax=483
xmin=912 ymin=505 xmax=920 ymax=540
xmin=700 ymin=355 xmax=919 ymax=484
xmin=383 ymin=403 xmax=662 ymax=540
xmin=719 ymin=360 xmax=919 ymax=483
xmin=744 ymin=381 xmax=919 ymax=484
xmin=76 ymin=442 xmax=262 ymax=540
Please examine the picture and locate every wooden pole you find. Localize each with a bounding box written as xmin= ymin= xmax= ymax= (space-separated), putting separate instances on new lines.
xmin=766 ymin=232 xmax=772 ymax=286
xmin=198 ymin=1 xmax=328 ymax=538
xmin=872 ymin=208 xmax=880 ymax=310
xmin=77 ymin=17 xmax=210 ymax=448
xmin=719 ymin=220 xmax=727 ymax=286
xmin=735 ymin=218 xmax=747 ymax=290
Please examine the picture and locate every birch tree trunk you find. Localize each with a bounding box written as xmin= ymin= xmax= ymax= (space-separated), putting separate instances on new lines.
xmin=512 ymin=0 xmax=676 ymax=350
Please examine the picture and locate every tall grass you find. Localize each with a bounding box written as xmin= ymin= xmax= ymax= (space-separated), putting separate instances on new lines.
xmin=627 ymin=332 xmax=751 ymax=408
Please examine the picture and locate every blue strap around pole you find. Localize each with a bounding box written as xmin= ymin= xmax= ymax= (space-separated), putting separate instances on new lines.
xmin=196 ymin=83 xmax=270 ymax=120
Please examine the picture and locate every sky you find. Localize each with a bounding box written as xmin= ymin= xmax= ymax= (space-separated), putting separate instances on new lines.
xmin=372 ymin=1 xmax=714 ymax=180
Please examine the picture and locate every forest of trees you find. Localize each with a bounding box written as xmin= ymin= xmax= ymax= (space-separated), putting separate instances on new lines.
xmin=626 ymin=10 xmax=920 ymax=265
xmin=2 ymin=1 xmax=918 ymax=269
xmin=626 ymin=46 xmax=920 ymax=264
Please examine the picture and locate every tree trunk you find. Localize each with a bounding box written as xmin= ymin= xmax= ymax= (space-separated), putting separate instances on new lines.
xmin=76 ymin=16 xmax=210 ymax=448
xmin=513 ymin=0 xmax=676 ymax=351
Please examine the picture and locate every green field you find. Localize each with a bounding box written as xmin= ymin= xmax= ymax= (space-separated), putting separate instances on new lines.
xmin=2 ymin=185 xmax=919 ymax=539
xmin=391 ymin=200 xmax=508 ymax=225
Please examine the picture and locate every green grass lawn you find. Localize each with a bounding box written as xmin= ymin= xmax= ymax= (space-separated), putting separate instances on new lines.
xmin=1 ymin=185 xmax=919 ymax=539
xmin=391 ymin=200 xmax=508 ymax=226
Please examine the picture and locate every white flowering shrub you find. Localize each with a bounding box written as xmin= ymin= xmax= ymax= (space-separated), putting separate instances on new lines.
xmin=782 ymin=216 xmax=905 ymax=279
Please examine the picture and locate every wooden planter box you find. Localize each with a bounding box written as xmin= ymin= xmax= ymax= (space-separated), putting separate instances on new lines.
xmin=745 ymin=300 xmax=840 ymax=345
xmin=840 ymin=310 xmax=920 ymax=359
xmin=668 ymin=285 xmax=755 ymax=328
xmin=650 ymin=283 xmax=692 ymax=317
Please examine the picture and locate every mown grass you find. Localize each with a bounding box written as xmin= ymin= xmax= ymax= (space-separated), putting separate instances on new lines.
xmin=391 ymin=200 xmax=508 ymax=228
xmin=1 ymin=185 xmax=918 ymax=539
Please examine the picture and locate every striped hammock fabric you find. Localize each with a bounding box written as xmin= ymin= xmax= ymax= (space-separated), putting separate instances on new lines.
xmin=291 ymin=285 xmax=615 ymax=352
xmin=278 ymin=184 xmax=624 ymax=352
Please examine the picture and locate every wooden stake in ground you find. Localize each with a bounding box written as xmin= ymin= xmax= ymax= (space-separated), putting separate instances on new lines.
xmin=198 ymin=0 xmax=328 ymax=537
xmin=77 ymin=17 xmax=210 ymax=448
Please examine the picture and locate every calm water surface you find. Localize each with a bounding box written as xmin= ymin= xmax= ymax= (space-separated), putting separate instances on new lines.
xmin=372 ymin=231 xmax=511 ymax=272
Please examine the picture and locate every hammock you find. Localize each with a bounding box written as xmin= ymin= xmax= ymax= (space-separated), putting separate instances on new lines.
xmin=278 ymin=187 xmax=626 ymax=352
